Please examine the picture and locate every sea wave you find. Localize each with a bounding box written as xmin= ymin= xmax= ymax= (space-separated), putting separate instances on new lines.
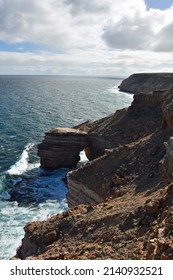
xmin=7 ymin=143 xmax=35 ymax=176
xmin=0 ymin=141 xmax=69 ymax=259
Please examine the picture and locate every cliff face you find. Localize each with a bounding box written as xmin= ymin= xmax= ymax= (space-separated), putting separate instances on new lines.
xmin=13 ymin=85 xmax=173 ymax=260
xmin=67 ymin=146 xmax=131 ymax=207
xmin=67 ymin=88 xmax=173 ymax=207
xmin=118 ymin=73 xmax=173 ymax=94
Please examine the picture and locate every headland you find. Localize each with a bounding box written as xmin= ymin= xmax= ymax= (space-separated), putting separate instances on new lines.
xmin=12 ymin=73 xmax=173 ymax=260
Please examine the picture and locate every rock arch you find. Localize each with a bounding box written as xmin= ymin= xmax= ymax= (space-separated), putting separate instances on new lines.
xmin=37 ymin=128 xmax=88 ymax=169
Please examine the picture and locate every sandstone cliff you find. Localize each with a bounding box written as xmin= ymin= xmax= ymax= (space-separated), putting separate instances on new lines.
xmin=67 ymin=89 xmax=170 ymax=207
xmin=13 ymin=85 xmax=173 ymax=260
xmin=37 ymin=128 xmax=88 ymax=169
xmin=118 ymin=73 xmax=173 ymax=94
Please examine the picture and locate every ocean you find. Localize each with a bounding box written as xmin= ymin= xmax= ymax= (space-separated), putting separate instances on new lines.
xmin=0 ymin=75 xmax=133 ymax=259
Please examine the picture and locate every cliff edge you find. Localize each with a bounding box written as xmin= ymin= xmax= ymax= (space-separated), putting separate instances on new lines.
xmin=118 ymin=73 xmax=173 ymax=94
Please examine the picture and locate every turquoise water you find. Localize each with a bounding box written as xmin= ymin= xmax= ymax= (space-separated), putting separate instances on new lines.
xmin=0 ymin=75 xmax=133 ymax=259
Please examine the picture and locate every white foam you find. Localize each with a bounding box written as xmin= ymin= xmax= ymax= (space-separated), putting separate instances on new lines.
xmin=79 ymin=150 xmax=89 ymax=163
xmin=77 ymin=150 xmax=89 ymax=167
xmin=7 ymin=143 xmax=34 ymax=176
xmin=0 ymin=197 xmax=68 ymax=259
xmin=107 ymin=85 xmax=119 ymax=93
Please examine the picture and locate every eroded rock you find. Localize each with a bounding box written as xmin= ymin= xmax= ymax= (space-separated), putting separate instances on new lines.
xmin=37 ymin=128 xmax=88 ymax=169
xmin=67 ymin=146 xmax=131 ymax=207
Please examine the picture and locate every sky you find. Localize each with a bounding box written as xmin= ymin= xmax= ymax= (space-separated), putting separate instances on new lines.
xmin=0 ymin=0 xmax=173 ymax=76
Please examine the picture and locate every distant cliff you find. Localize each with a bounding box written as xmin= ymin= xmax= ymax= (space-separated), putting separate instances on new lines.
xmin=118 ymin=73 xmax=173 ymax=94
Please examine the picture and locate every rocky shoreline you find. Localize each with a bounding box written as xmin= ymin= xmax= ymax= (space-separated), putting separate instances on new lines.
xmin=12 ymin=74 xmax=173 ymax=260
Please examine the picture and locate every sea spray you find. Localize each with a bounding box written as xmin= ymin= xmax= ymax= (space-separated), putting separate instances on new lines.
xmin=0 ymin=198 xmax=68 ymax=260
xmin=7 ymin=143 xmax=35 ymax=176
xmin=0 ymin=142 xmax=69 ymax=259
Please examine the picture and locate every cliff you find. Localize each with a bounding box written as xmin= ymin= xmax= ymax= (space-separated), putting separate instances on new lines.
xmin=118 ymin=73 xmax=173 ymax=94
xmin=67 ymin=89 xmax=170 ymax=207
xmin=13 ymin=86 xmax=173 ymax=260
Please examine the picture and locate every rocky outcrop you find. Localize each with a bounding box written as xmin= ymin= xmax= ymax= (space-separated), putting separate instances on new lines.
xmin=118 ymin=73 xmax=173 ymax=94
xmin=11 ymin=191 xmax=156 ymax=260
xmin=37 ymin=128 xmax=88 ymax=169
xmin=142 ymin=184 xmax=173 ymax=260
xmin=13 ymin=183 xmax=173 ymax=260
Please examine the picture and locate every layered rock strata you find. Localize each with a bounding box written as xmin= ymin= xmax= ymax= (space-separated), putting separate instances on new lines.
xmin=37 ymin=128 xmax=88 ymax=169
xmin=67 ymin=146 xmax=131 ymax=207
xmin=118 ymin=73 xmax=173 ymax=94
xmin=67 ymin=88 xmax=173 ymax=207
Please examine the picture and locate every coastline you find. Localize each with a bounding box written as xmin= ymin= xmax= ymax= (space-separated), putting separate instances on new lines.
xmin=12 ymin=74 xmax=173 ymax=260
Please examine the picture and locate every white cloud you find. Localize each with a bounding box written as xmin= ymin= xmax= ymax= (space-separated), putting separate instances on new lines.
xmin=0 ymin=0 xmax=148 ymax=48
xmin=153 ymin=20 xmax=173 ymax=51
xmin=102 ymin=3 xmax=173 ymax=52
xmin=1 ymin=46 xmax=173 ymax=77
xmin=0 ymin=0 xmax=173 ymax=75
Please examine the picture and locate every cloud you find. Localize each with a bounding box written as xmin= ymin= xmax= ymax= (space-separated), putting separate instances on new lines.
xmin=102 ymin=2 xmax=173 ymax=52
xmin=1 ymin=46 xmax=173 ymax=77
xmin=0 ymin=0 xmax=147 ymax=49
xmin=0 ymin=0 xmax=104 ymax=48
xmin=153 ymin=21 xmax=173 ymax=51
xmin=0 ymin=0 xmax=173 ymax=75
xmin=102 ymin=16 xmax=152 ymax=50
xmin=64 ymin=0 xmax=108 ymax=15
xmin=0 ymin=0 xmax=173 ymax=51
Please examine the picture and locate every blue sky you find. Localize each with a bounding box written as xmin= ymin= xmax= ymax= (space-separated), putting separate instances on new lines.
xmin=0 ymin=40 xmax=65 ymax=54
xmin=145 ymin=0 xmax=173 ymax=10
xmin=0 ymin=0 xmax=173 ymax=76
xmin=0 ymin=41 xmax=43 ymax=53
